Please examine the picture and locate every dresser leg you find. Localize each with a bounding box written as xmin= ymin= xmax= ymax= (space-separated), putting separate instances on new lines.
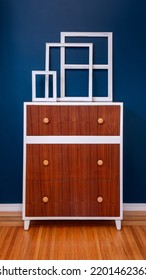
xmin=115 ymin=220 xmax=121 ymax=230
xmin=24 ymin=220 xmax=30 ymax=230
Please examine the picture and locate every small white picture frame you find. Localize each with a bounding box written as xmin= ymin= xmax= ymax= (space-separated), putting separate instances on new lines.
xmin=32 ymin=70 xmax=57 ymax=101
xmin=61 ymin=32 xmax=113 ymax=101
xmin=45 ymin=42 xmax=93 ymax=101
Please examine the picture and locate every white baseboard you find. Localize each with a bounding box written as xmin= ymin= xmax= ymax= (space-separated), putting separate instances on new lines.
xmin=0 ymin=203 xmax=146 ymax=212
xmin=123 ymin=203 xmax=146 ymax=211
xmin=0 ymin=204 xmax=22 ymax=212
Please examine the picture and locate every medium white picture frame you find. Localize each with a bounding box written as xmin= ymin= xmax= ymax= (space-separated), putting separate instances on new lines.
xmin=45 ymin=42 xmax=93 ymax=101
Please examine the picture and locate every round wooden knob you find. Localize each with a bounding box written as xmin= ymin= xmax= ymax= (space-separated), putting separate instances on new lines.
xmin=97 ymin=196 xmax=103 ymax=203
xmin=43 ymin=160 xmax=49 ymax=166
xmin=43 ymin=117 xmax=49 ymax=124
xmin=97 ymin=160 xmax=103 ymax=166
xmin=98 ymin=118 xmax=104 ymax=124
xmin=42 ymin=196 xmax=48 ymax=203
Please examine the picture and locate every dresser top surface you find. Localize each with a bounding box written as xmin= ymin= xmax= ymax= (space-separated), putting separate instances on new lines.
xmin=24 ymin=102 xmax=123 ymax=106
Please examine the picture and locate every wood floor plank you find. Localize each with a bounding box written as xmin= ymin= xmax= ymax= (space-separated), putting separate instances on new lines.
xmin=0 ymin=222 xmax=146 ymax=259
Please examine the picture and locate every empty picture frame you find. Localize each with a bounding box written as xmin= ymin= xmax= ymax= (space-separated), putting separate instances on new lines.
xmin=61 ymin=32 xmax=113 ymax=101
xmin=32 ymin=70 xmax=57 ymax=101
xmin=45 ymin=43 xmax=93 ymax=101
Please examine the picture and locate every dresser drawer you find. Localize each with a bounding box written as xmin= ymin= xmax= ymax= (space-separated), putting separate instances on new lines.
xmin=26 ymin=144 xmax=120 ymax=181
xmin=26 ymin=179 xmax=120 ymax=217
xmin=26 ymin=105 xmax=120 ymax=136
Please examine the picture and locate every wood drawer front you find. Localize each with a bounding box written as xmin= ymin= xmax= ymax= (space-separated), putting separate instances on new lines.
xmin=26 ymin=105 xmax=120 ymax=136
xmin=26 ymin=179 xmax=120 ymax=217
xmin=26 ymin=144 xmax=120 ymax=181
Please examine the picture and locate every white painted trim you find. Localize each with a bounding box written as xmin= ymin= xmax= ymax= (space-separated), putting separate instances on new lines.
xmin=25 ymin=135 xmax=121 ymax=144
xmin=23 ymin=103 xmax=27 ymax=220
xmin=0 ymin=204 xmax=146 ymax=212
xmin=120 ymin=102 xmax=123 ymax=218
xmin=23 ymin=216 xmax=122 ymax=221
xmin=123 ymin=204 xmax=146 ymax=211
xmin=24 ymin=101 xmax=122 ymax=106
xmin=0 ymin=204 xmax=22 ymax=212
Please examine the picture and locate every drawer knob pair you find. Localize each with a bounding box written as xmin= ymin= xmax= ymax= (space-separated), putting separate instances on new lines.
xmin=43 ymin=196 xmax=48 ymax=203
xmin=43 ymin=160 xmax=49 ymax=166
xmin=43 ymin=196 xmax=103 ymax=204
xmin=43 ymin=117 xmax=49 ymax=124
xmin=44 ymin=117 xmax=104 ymax=124
xmin=98 ymin=118 xmax=104 ymax=124
xmin=97 ymin=196 xmax=103 ymax=203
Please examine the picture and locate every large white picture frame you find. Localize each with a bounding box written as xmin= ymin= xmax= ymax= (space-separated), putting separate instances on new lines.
xmin=61 ymin=32 xmax=113 ymax=101
xmin=45 ymin=42 xmax=93 ymax=101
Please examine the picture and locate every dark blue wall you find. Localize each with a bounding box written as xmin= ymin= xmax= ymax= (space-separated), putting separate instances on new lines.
xmin=0 ymin=0 xmax=146 ymax=203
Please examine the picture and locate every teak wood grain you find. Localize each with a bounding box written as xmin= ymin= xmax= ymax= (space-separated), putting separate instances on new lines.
xmin=27 ymin=105 xmax=120 ymax=136
xmin=26 ymin=144 xmax=120 ymax=180
xmin=26 ymin=178 xmax=120 ymax=217
xmin=25 ymin=143 xmax=120 ymax=217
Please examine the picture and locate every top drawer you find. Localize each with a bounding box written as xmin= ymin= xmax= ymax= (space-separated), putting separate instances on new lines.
xmin=26 ymin=105 xmax=120 ymax=136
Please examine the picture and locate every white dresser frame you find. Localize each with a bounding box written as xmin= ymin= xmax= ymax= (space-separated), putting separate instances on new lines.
xmin=22 ymin=101 xmax=123 ymax=230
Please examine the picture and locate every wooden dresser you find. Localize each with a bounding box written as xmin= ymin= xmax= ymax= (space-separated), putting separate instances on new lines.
xmin=23 ymin=102 xmax=123 ymax=230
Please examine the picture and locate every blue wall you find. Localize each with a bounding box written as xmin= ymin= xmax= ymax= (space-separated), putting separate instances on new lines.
xmin=0 ymin=0 xmax=146 ymax=203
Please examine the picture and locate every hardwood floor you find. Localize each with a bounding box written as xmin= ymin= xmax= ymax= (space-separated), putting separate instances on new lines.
xmin=0 ymin=220 xmax=146 ymax=260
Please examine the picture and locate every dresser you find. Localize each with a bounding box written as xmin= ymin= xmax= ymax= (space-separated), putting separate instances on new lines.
xmin=22 ymin=102 xmax=123 ymax=230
